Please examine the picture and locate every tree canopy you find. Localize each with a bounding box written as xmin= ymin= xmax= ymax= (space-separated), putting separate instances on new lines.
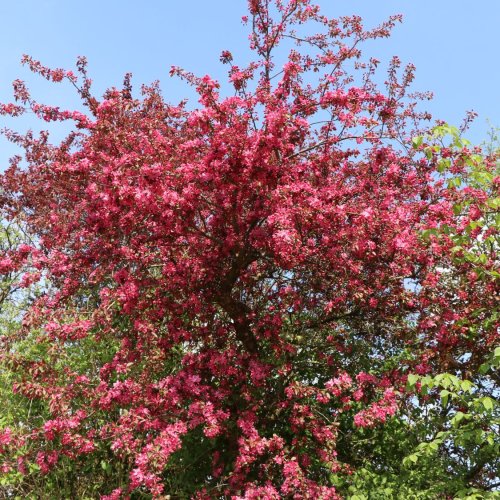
xmin=0 ymin=1 xmax=498 ymax=498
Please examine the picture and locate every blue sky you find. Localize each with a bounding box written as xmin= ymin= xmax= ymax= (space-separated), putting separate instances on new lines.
xmin=1 ymin=0 xmax=499 ymax=163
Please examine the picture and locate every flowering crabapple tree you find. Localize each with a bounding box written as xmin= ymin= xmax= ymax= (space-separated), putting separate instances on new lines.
xmin=0 ymin=0 xmax=498 ymax=497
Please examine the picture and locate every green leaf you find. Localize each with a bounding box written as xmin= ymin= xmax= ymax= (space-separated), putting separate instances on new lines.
xmin=478 ymin=362 xmax=490 ymax=375
xmin=429 ymin=441 xmax=439 ymax=451
xmin=447 ymin=176 xmax=462 ymax=189
xmin=460 ymin=380 xmax=474 ymax=392
xmin=437 ymin=158 xmax=451 ymax=173
xmin=451 ymin=411 xmax=466 ymax=427
xmin=478 ymin=253 xmax=488 ymax=265
xmin=403 ymin=454 xmax=419 ymax=467
xmin=412 ymin=136 xmax=424 ymax=149
xmin=420 ymin=375 xmax=433 ymax=389
xmin=435 ymin=431 xmax=450 ymax=440
xmin=440 ymin=389 xmax=450 ymax=408
xmin=100 ymin=460 xmax=111 ymax=473
xmin=482 ymin=397 xmax=494 ymax=411
xmin=488 ymin=197 xmax=500 ymax=209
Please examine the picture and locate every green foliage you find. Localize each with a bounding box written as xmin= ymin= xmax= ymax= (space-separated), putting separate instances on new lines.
xmin=336 ymin=126 xmax=500 ymax=498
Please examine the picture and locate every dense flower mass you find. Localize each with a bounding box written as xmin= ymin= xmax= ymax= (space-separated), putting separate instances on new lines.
xmin=0 ymin=0 xmax=498 ymax=498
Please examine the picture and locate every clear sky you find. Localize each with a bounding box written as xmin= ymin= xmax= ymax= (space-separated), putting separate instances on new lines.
xmin=1 ymin=0 xmax=499 ymax=164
